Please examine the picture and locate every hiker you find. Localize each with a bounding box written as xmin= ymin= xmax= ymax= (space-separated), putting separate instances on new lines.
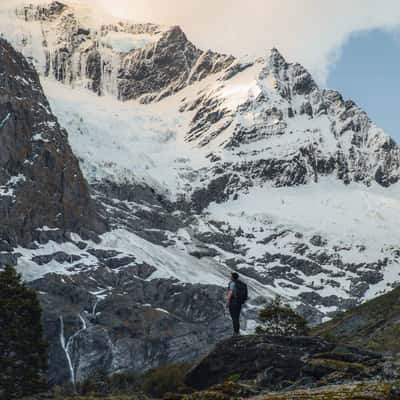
xmin=226 ymin=272 xmax=248 ymax=335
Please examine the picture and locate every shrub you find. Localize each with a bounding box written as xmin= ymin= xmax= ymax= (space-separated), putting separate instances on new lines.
xmin=141 ymin=364 xmax=190 ymax=398
xmin=256 ymin=296 xmax=309 ymax=336
xmin=227 ymin=374 xmax=241 ymax=383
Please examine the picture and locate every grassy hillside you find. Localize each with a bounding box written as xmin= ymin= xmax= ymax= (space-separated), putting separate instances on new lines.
xmin=313 ymin=286 xmax=400 ymax=353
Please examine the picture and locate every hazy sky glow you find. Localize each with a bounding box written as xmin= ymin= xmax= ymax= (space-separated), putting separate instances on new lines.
xmin=93 ymin=0 xmax=400 ymax=84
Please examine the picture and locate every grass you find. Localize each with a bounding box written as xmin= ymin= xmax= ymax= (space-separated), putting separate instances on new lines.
xmin=311 ymin=286 xmax=400 ymax=353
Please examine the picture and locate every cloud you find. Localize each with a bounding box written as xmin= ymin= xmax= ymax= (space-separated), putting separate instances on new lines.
xmin=90 ymin=0 xmax=400 ymax=83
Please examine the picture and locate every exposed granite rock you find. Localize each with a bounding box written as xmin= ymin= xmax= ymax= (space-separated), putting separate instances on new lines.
xmin=191 ymin=174 xmax=234 ymax=212
xmin=32 ymin=252 xmax=81 ymax=265
xmin=92 ymin=180 xmax=183 ymax=246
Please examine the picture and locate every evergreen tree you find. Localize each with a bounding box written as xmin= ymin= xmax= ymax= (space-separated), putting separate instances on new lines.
xmin=0 ymin=266 xmax=47 ymax=399
xmin=256 ymin=296 xmax=309 ymax=336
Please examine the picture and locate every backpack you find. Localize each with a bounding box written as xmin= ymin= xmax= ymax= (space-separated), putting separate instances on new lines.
xmin=235 ymin=280 xmax=248 ymax=305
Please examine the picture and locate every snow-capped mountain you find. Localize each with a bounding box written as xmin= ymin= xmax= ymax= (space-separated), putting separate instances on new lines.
xmin=3 ymin=0 xmax=233 ymax=101
xmin=1 ymin=0 xmax=400 ymax=385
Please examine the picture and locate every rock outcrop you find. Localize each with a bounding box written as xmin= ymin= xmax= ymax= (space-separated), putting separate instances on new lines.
xmin=185 ymin=335 xmax=388 ymax=391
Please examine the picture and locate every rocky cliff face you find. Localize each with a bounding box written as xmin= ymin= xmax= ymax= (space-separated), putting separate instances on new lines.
xmin=30 ymin=266 xmax=230 ymax=385
xmin=14 ymin=1 xmax=234 ymax=102
xmin=1 ymin=0 xmax=400 ymax=387
xmin=0 ymin=37 xmax=104 ymax=247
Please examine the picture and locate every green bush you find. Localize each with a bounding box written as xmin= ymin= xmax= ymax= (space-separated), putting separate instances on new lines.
xmin=141 ymin=364 xmax=190 ymax=398
xmin=226 ymin=374 xmax=241 ymax=383
xmin=256 ymin=296 xmax=309 ymax=336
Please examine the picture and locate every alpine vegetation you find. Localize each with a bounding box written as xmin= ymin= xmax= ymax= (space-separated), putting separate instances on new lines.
xmin=255 ymin=296 xmax=309 ymax=336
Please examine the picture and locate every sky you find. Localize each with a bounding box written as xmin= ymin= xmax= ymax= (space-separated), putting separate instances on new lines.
xmin=328 ymin=29 xmax=400 ymax=139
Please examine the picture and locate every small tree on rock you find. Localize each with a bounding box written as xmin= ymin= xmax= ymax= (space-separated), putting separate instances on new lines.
xmin=0 ymin=265 xmax=48 ymax=399
xmin=256 ymin=296 xmax=308 ymax=336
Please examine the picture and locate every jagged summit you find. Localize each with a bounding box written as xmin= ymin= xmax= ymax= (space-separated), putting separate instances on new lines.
xmin=268 ymin=47 xmax=287 ymax=70
xmin=1 ymin=0 xmax=234 ymax=101
xmin=180 ymin=45 xmax=400 ymax=190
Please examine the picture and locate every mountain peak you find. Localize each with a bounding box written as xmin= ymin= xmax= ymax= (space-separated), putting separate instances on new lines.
xmin=3 ymin=2 xmax=234 ymax=101
xmin=268 ymin=47 xmax=288 ymax=70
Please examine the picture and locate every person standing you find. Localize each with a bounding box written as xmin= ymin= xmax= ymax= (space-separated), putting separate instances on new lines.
xmin=227 ymin=272 xmax=248 ymax=335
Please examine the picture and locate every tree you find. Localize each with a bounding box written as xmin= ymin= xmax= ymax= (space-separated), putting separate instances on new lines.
xmin=0 ymin=266 xmax=47 ymax=399
xmin=256 ymin=296 xmax=309 ymax=336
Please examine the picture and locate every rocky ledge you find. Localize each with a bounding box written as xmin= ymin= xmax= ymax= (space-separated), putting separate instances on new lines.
xmin=185 ymin=335 xmax=394 ymax=391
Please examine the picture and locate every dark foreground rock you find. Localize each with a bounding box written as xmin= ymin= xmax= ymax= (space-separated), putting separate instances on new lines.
xmin=185 ymin=335 xmax=387 ymax=391
xmin=17 ymin=381 xmax=400 ymax=400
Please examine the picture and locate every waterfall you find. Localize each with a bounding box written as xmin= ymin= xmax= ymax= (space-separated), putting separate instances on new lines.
xmin=59 ymin=316 xmax=76 ymax=386
xmin=0 ymin=113 xmax=11 ymax=129
xmin=59 ymin=314 xmax=88 ymax=386
xmin=91 ymin=299 xmax=99 ymax=317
